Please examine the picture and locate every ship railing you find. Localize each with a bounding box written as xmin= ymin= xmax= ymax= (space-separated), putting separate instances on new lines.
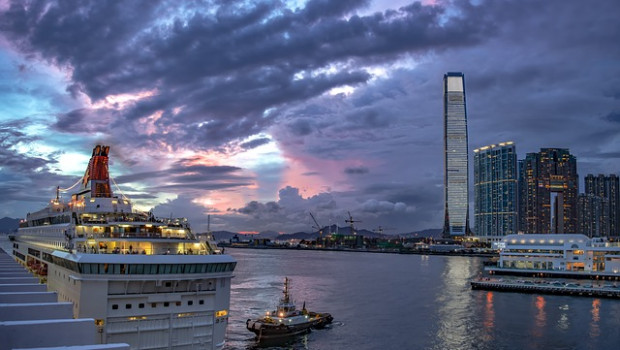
xmin=76 ymin=246 xmax=210 ymax=255
xmin=76 ymin=232 xmax=190 ymax=240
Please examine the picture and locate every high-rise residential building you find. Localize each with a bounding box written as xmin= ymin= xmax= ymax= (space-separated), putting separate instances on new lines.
xmin=577 ymin=193 xmax=608 ymax=237
xmin=442 ymin=72 xmax=471 ymax=237
xmin=583 ymin=174 xmax=619 ymax=238
xmin=518 ymin=148 xmax=578 ymax=234
xmin=474 ymin=142 xmax=518 ymax=242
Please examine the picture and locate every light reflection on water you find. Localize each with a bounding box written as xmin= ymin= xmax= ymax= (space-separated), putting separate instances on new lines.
xmin=482 ymin=291 xmax=495 ymax=341
xmin=432 ymin=257 xmax=476 ymax=350
xmin=590 ymin=299 xmax=601 ymax=338
xmin=533 ymin=296 xmax=546 ymax=338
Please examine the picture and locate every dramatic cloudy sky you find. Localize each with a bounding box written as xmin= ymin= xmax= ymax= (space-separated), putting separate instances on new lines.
xmin=0 ymin=0 xmax=618 ymax=234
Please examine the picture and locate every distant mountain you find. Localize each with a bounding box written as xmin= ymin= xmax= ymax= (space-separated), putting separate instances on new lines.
xmin=0 ymin=217 xmax=20 ymax=234
xmin=401 ymin=228 xmax=442 ymax=238
xmin=255 ymin=231 xmax=280 ymax=239
xmin=197 ymin=227 xmax=442 ymax=242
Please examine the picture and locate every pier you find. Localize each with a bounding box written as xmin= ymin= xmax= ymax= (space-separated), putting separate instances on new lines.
xmin=471 ymin=278 xmax=620 ymax=299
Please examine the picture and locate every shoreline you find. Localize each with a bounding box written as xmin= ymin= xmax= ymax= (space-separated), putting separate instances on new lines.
xmin=223 ymin=244 xmax=498 ymax=258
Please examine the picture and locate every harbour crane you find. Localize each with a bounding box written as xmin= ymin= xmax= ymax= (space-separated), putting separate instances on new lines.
xmin=345 ymin=211 xmax=361 ymax=235
xmin=309 ymin=212 xmax=323 ymax=239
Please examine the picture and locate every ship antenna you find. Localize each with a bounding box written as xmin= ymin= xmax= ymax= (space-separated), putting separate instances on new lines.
xmin=283 ymin=277 xmax=290 ymax=303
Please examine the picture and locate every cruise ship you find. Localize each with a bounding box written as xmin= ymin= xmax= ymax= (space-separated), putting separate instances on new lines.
xmin=10 ymin=145 xmax=236 ymax=349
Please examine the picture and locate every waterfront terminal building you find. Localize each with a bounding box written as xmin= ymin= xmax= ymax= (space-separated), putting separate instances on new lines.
xmin=490 ymin=234 xmax=620 ymax=278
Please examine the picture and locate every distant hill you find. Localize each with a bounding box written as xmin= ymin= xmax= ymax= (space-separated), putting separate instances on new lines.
xmin=402 ymin=228 xmax=442 ymax=238
xmin=197 ymin=227 xmax=442 ymax=242
xmin=0 ymin=217 xmax=20 ymax=234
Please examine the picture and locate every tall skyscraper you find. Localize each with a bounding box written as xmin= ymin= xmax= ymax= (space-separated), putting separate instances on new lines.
xmin=474 ymin=142 xmax=518 ymax=242
xmin=518 ymin=148 xmax=578 ymax=234
xmin=443 ymin=72 xmax=471 ymax=237
xmin=583 ymin=174 xmax=619 ymax=238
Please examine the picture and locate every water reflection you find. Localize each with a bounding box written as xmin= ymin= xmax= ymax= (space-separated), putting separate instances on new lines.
xmin=589 ymin=299 xmax=601 ymax=338
xmin=482 ymin=292 xmax=495 ymax=341
xmin=420 ymin=254 xmax=429 ymax=268
xmin=557 ymin=304 xmax=570 ymax=331
xmin=434 ymin=257 xmax=475 ymax=349
xmin=532 ymin=296 xmax=546 ymax=338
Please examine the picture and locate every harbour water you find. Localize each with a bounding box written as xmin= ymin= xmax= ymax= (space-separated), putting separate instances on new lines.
xmin=224 ymin=248 xmax=620 ymax=350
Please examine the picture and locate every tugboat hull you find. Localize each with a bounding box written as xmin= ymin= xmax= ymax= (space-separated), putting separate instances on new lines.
xmin=246 ymin=313 xmax=333 ymax=340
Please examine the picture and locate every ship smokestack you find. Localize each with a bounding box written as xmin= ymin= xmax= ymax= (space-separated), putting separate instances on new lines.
xmin=82 ymin=145 xmax=112 ymax=198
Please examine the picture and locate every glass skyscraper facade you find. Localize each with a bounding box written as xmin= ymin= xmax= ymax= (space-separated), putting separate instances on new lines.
xmin=474 ymin=142 xmax=518 ymax=242
xmin=443 ymin=72 xmax=470 ymax=237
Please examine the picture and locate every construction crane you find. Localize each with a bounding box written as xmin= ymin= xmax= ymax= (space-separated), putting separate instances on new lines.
xmin=345 ymin=211 xmax=361 ymax=235
xmin=309 ymin=212 xmax=323 ymax=238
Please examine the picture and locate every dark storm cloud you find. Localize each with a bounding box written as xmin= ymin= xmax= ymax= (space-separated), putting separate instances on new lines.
xmin=156 ymin=182 xmax=252 ymax=191
xmin=53 ymin=108 xmax=118 ymax=134
xmin=345 ymin=108 xmax=391 ymax=129
xmin=0 ymin=120 xmax=73 ymax=211
xmin=114 ymin=162 xmax=243 ymax=184
xmin=287 ymin=118 xmax=315 ymax=137
xmin=0 ymin=119 xmax=49 ymax=172
xmin=344 ymin=166 xmax=369 ymax=175
xmin=240 ymin=137 xmax=271 ymax=150
xmin=605 ymin=111 xmax=620 ymax=124
xmin=113 ymin=160 xmax=251 ymax=193
xmin=0 ymin=0 xmax=495 ymax=150
xmin=236 ymin=201 xmax=281 ymax=218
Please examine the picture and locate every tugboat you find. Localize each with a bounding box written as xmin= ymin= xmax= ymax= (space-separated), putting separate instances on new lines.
xmin=246 ymin=277 xmax=333 ymax=341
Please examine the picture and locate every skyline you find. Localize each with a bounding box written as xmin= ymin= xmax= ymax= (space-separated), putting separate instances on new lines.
xmin=1 ymin=0 xmax=619 ymax=234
